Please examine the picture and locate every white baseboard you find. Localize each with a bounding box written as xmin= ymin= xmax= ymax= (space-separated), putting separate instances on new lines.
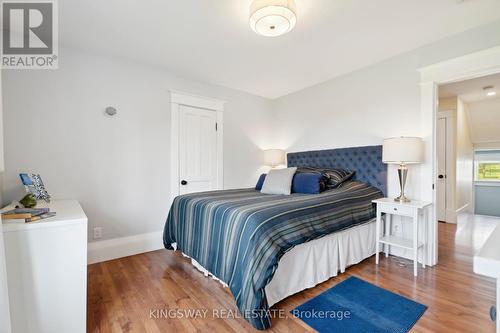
xmin=443 ymin=204 xmax=470 ymax=224
xmin=456 ymin=203 xmax=470 ymax=215
xmin=445 ymin=208 xmax=457 ymax=224
xmin=88 ymin=230 xmax=164 ymax=264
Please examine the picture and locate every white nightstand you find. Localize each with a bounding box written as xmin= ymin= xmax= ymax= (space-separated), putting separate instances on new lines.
xmin=372 ymin=198 xmax=432 ymax=277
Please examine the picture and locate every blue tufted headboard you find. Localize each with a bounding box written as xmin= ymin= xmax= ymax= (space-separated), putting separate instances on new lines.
xmin=287 ymin=145 xmax=387 ymax=196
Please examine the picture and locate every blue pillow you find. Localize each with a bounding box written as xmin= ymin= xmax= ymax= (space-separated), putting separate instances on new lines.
xmin=296 ymin=167 xmax=328 ymax=191
xmin=255 ymin=174 xmax=266 ymax=190
xmin=292 ymin=173 xmax=322 ymax=194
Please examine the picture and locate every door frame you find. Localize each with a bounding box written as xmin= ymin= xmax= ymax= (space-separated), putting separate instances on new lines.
xmin=418 ymin=45 xmax=500 ymax=266
xmin=170 ymin=90 xmax=224 ymax=204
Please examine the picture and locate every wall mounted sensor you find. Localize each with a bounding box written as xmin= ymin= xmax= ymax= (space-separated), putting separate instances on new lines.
xmin=105 ymin=106 xmax=117 ymax=116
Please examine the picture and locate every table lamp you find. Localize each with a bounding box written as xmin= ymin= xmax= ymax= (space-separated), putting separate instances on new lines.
xmin=263 ymin=149 xmax=285 ymax=168
xmin=382 ymin=137 xmax=423 ymax=202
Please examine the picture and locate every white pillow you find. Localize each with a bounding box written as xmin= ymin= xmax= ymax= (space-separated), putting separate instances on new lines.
xmin=261 ymin=167 xmax=297 ymax=195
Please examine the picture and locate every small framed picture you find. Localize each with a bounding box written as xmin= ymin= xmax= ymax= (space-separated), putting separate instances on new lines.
xmin=19 ymin=173 xmax=51 ymax=202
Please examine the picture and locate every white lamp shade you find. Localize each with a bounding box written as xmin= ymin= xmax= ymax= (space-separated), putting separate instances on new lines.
xmin=249 ymin=0 xmax=297 ymax=37
xmin=382 ymin=137 xmax=424 ymax=164
xmin=264 ymin=149 xmax=285 ymax=167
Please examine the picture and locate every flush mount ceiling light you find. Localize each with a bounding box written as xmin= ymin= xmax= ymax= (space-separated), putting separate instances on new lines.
xmin=483 ymin=85 xmax=497 ymax=96
xmin=249 ymin=0 xmax=297 ymax=37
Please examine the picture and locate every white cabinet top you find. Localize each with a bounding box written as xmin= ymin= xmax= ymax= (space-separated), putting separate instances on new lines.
xmin=372 ymin=197 xmax=432 ymax=209
xmin=1 ymin=200 xmax=87 ymax=233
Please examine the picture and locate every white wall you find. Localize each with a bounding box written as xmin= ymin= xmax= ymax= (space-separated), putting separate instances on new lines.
xmin=455 ymin=98 xmax=474 ymax=212
xmin=1 ymin=48 xmax=273 ymax=242
xmin=438 ymin=97 xmax=457 ymax=112
xmin=0 ymin=68 xmax=12 ymax=333
xmin=467 ymin=98 xmax=500 ymax=144
xmin=273 ymin=52 xmax=423 ymax=200
xmin=475 ymin=142 xmax=500 ymax=149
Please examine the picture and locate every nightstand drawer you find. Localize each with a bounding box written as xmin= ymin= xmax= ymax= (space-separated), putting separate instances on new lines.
xmin=378 ymin=203 xmax=414 ymax=217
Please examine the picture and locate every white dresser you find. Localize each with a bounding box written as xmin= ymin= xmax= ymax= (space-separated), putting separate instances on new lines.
xmin=474 ymin=224 xmax=500 ymax=333
xmin=1 ymin=200 xmax=87 ymax=333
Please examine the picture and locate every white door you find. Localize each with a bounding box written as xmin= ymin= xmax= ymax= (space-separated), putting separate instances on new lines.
xmin=179 ymin=105 xmax=218 ymax=195
xmin=436 ymin=117 xmax=447 ymax=222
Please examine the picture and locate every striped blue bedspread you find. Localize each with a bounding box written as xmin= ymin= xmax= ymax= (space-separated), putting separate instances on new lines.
xmin=163 ymin=180 xmax=383 ymax=330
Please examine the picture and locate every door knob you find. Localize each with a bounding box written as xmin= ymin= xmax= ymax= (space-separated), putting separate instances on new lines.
xmin=181 ymin=180 xmax=188 ymax=185
xmin=438 ymin=175 xmax=444 ymax=179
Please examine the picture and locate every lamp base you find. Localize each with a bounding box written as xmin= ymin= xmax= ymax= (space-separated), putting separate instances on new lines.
xmin=395 ymin=164 xmax=411 ymax=203
xmin=394 ymin=194 xmax=410 ymax=203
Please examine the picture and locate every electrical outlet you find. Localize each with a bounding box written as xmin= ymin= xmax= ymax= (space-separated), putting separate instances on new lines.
xmin=93 ymin=227 xmax=102 ymax=240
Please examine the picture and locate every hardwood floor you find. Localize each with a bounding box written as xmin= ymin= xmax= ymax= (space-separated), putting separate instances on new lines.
xmin=88 ymin=220 xmax=498 ymax=333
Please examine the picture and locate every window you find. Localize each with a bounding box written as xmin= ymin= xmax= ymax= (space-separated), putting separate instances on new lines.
xmin=477 ymin=162 xmax=500 ymax=180
xmin=475 ymin=150 xmax=500 ymax=182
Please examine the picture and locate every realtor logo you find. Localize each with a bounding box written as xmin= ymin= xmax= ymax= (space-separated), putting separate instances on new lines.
xmin=1 ymin=0 xmax=58 ymax=69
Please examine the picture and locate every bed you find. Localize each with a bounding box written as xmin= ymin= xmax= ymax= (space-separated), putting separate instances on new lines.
xmin=163 ymin=145 xmax=387 ymax=330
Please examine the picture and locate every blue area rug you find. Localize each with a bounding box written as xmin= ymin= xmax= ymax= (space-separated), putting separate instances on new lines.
xmin=292 ymin=276 xmax=427 ymax=333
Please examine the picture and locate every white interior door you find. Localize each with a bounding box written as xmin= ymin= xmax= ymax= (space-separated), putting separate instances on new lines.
xmin=436 ymin=117 xmax=447 ymax=222
xmin=179 ymin=105 xmax=218 ymax=195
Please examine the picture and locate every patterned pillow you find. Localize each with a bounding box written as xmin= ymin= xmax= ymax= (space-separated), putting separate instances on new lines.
xmin=323 ymin=168 xmax=355 ymax=189
xmin=295 ymin=167 xmax=354 ymax=189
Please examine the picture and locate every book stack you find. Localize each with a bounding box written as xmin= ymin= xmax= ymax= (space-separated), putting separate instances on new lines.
xmin=1 ymin=208 xmax=57 ymax=223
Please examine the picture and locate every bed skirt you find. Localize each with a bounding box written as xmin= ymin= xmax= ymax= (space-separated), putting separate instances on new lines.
xmin=184 ymin=218 xmax=377 ymax=307
xmin=266 ymin=218 xmax=377 ymax=306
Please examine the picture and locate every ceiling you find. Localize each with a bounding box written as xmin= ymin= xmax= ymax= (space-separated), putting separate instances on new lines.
xmin=440 ymin=72 xmax=500 ymax=102
xmin=60 ymin=0 xmax=500 ymax=99
xmin=440 ymin=72 xmax=500 ymax=144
